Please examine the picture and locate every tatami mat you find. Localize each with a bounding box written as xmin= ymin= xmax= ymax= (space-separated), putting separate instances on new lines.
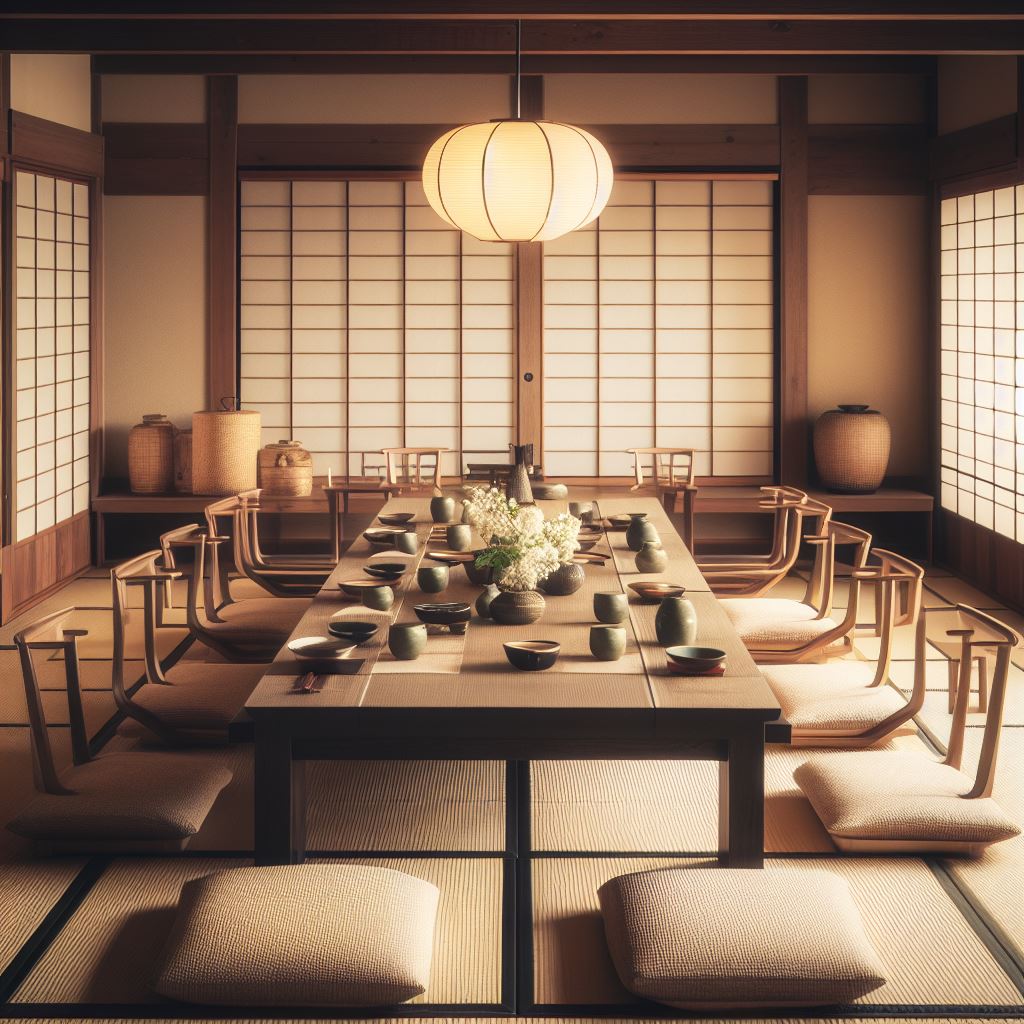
xmin=11 ymin=855 xmax=503 ymax=1007
xmin=531 ymin=856 xmax=1024 ymax=1007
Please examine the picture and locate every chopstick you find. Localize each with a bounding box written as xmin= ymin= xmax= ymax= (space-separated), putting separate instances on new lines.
xmin=296 ymin=671 xmax=322 ymax=694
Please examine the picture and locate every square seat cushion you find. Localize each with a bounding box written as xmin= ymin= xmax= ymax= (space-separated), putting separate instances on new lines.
xmin=794 ymin=751 xmax=1021 ymax=846
xmin=154 ymin=864 xmax=440 ymax=1006
xmin=762 ymin=662 xmax=907 ymax=732
xmin=209 ymin=597 xmax=309 ymax=635
xmin=719 ymin=598 xmax=839 ymax=648
xmin=6 ymin=752 xmax=232 ymax=842
xmin=598 ymin=867 xmax=886 ymax=1009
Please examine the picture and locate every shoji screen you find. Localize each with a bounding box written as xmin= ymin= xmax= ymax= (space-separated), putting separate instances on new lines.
xmin=939 ymin=185 xmax=1024 ymax=541
xmin=543 ymin=178 xmax=775 ymax=478
xmin=12 ymin=171 xmax=91 ymax=542
xmin=239 ymin=179 xmax=516 ymax=478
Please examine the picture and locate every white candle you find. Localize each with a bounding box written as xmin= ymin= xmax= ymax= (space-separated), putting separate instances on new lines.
xmin=327 ymin=467 xmax=333 ymax=487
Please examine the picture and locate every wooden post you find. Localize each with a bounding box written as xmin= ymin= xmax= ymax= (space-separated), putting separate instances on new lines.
xmin=778 ymin=77 xmax=809 ymax=486
xmin=207 ymin=75 xmax=238 ymax=410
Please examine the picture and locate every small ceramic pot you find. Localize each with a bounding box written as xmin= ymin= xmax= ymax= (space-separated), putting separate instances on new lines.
xmin=461 ymin=501 xmax=473 ymax=524
xmin=362 ymin=585 xmax=394 ymax=612
xmin=417 ymin=565 xmax=449 ymax=593
xmin=635 ymin=541 xmax=668 ymax=573
xmin=627 ymin=513 xmax=660 ymax=552
xmin=465 ymin=550 xmax=496 ymax=586
xmin=446 ymin=524 xmax=472 ymax=552
xmin=590 ymin=625 xmax=626 ymax=661
xmin=540 ymin=561 xmax=585 ymax=596
xmin=569 ymin=501 xmax=594 ymax=524
xmin=395 ymin=530 xmax=419 ymax=555
xmin=490 ymin=588 xmax=545 ymax=626
xmin=655 ymin=596 xmax=698 ymax=647
xmin=430 ymin=495 xmax=456 ymax=523
xmin=594 ymin=591 xmax=629 ymax=624
xmin=475 ymin=582 xmax=501 ymax=619
xmin=389 ymin=622 xmax=427 ymax=661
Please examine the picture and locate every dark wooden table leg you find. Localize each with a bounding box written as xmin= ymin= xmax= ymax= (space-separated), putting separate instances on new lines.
xmin=325 ymin=488 xmax=342 ymax=562
xmin=254 ymin=723 xmax=306 ymax=866
xmin=718 ymin=726 xmax=766 ymax=868
xmin=682 ymin=486 xmax=696 ymax=551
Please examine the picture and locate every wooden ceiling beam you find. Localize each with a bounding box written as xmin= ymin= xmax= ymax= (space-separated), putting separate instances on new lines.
xmin=92 ymin=54 xmax=935 ymax=74
xmin=5 ymin=18 xmax=1024 ymax=54
xmin=6 ymin=1 xmax=1024 ymax=18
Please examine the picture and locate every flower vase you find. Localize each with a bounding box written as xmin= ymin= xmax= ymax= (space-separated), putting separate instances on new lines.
xmin=490 ymin=588 xmax=545 ymax=626
xmin=475 ymin=583 xmax=501 ymax=619
xmin=540 ymin=561 xmax=585 ymax=596
xmin=626 ymin=513 xmax=660 ymax=552
xmin=506 ymin=444 xmax=535 ymax=505
xmin=655 ymin=596 xmax=698 ymax=647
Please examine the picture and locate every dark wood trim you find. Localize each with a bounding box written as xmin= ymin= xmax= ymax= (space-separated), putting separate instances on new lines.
xmin=89 ymin=162 xmax=105 ymax=510
xmin=8 ymin=111 xmax=104 ymax=178
xmin=937 ymin=164 xmax=1024 ymax=198
xmin=0 ymin=513 xmax=92 ymax=625
xmin=207 ymin=75 xmax=239 ymax=409
xmin=102 ymin=122 xmax=209 ymax=195
xmin=594 ymin=124 xmax=779 ymax=170
xmin=777 ymin=77 xmax=809 ymax=487
xmin=1018 ymin=56 xmax=1024 ymax=174
xmin=808 ymin=124 xmax=929 ymax=195
xmin=0 ymin=56 xmax=11 ymax=551
xmin=92 ymin=54 xmax=936 ymax=76
xmin=929 ymin=113 xmax=1017 ymax=182
xmin=6 ymin=18 xmax=1024 ymax=54
xmin=937 ymin=510 xmax=1024 ymax=613
xmin=0 ymin=53 xmax=11 ymax=163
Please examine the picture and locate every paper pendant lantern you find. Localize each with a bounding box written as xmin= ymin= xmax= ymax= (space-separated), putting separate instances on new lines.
xmin=422 ymin=119 xmax=613 ymax=243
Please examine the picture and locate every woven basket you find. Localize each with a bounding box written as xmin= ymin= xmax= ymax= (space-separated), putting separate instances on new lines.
xmin=191 ymin=410 xmax=261 ymax=495
xmin=813 ymin=405 xmax=891 ymax=494
xmin=128 ymin=414 xmax=176 ymax=494
xmin=173 ymin=429 xmax=193 ymax=494
xmin=258 ymin=439 xmax=313 ymax=497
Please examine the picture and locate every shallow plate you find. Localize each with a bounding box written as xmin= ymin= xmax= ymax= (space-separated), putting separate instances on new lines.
xmin=628 ymin=581 xmax=687 ymax=602
xmin=364 ymin=562 xmax=408 ymax=580
xmin=378 ymin=512 xmax=415 ymax=526
xmin=605 ymin=514 xmax=632 ymax=530
xmin=288 ymin=636 xmax=357 ymax=661
xmin=426 ymin=549 xmax=475 ymax=564
xmin=339 ymin=578 xmax=399 ymax=596
xmin=574 ymin=550 xmax=610 ymax=564
xmin=413 ymin=601 xmax=472 ymax=626
xmin=363 ymin=528 xmax=404 ymax=546
xmin=326 ymin=617 xmax=380 ymax=645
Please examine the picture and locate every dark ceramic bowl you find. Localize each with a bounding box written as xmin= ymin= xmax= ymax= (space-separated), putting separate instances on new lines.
xmin=605 ymin=514 xmax=631 ymax=530
xmin=628 ymin=581 xmax=686 ymax=603
xmin=378 ymin=512 xmax=415 ymax=527
xmin=426 ymin=548 xmax=475 ymax=565
xmin=326 ymin=618 xmax=379 ymax=645
xmin=503 ymin=640 xmax=561 ymax=672
xmin=288 ymin=636 xmax=357 ymax=661
xmin=339 ymin=578 xmax=399 ymax=597
xmin=364 ymin=562 xmax=408 ymax=580
xmin=665 ymin=645 xmax=727 ymax=673
xmin=576 ymin=536 xmax=600 ymax=552
xmin=363 ymin=527 xmax=403 ymax=546
xmin=413 ymin=602 xmax=472 ymax=629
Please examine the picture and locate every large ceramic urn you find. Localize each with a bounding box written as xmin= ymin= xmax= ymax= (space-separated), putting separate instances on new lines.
xmin=813 ymin=404 xmax=891 ymax=494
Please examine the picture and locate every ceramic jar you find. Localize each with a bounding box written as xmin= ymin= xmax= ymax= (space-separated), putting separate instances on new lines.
xmin=490 ymin=588 xmax=545 ymax=625
xmin=258 ymin=439 xmax=313 ymax=497
xmin=395 ymin=531 xmax=419 ymax=555
xmin=465 ymin=550 xmax=496 ymax=586
xmin=417 ymin=565 xmax=449 ymax=593
xmin=446 ymin=524 xmax=472 ymax=551
xmin=363 ymin=585 xmax=394 ymax=612
xmin=594 ymin=591 xmax=629 ymax=624
xmin=475 ymin=583 xmax=501 ymax=619
xmin=590 ymin=625 xmax=626 ymax=661
xmin=430 ymin=495 xmax=456 ymax=523
xmin=389 ymin=623 xmax=427 ymax=661
xmin=655 ymin=596 xmax=698 ymax=647
xmin=506 ymin=444 xmax=535 ymax=505
xmin=635 ymin=541 xmax=668 ymax=573
xmin=128 ymin=414 xmax=176 ymax=494
xmin=813 ymin=404 xmax=891 ymax=494
xmin=540 ymin=562 xmax=585 ymax=596
xmin=626 ymin=513 xmax=660 ymax=552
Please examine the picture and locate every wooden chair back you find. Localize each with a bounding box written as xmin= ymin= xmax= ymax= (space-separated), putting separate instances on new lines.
xmin=380 ymin=447 xmax=445 ymax=493
xmin=801 ymin=519 xmax=871 ymax=618
xmin=14 ymin=608 xmax=93 ymax=795
xmin=160 ymin=524 xmax=222 ymax=630
xmin=924 ymin=604 xmax=1021 ymax=797
xmin=627 ymin=448 xmax=695 ymax=492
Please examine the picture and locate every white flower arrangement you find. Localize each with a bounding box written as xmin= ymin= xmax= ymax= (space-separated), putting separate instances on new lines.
xmin=461 ymin=488 xmax=582 ymax=592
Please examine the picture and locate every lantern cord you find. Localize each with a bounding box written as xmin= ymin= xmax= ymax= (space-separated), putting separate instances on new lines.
xmin=514 ymin=19 xmax=522 ymax=120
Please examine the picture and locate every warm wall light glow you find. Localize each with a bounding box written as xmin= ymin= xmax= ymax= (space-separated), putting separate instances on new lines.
xmin=422 ymin=119 xmax=613 ymax=243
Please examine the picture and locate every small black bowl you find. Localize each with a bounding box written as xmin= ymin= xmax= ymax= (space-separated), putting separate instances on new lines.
xmin=378 ymin=512 xmax=416 ymax=527
xmin=503 ymin=640 xmax=560 ymax=672
xmin=665 ymin=645 xmax=727 ymax=673
xmin=413 ymin=602 xmax=472 ymax=634
xmin=363 ymin=527 xmax=403 ymax=547
xmin=364 ymin=562 xmax=408 ymax=580
xmin=327 ymin=619 xmax=380 ymax=645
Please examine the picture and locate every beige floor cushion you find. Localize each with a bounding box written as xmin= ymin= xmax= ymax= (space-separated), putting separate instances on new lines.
xmin=205 ymin=597 xmax=309 ymax=635
xmin=794 ymin=751 xmax=1021 ymax=846
xmin=6 ymin=752 xmax=232 ymax=843
xmin=762 ymin=663 xmax=907 ymax=732
xmin=154 ymin=864 xmax=440 ymax=1006
xmin=598 ymin=867 xmax=886 ymax=1009
xmin=719 ymin=598 xmax=838 ymax=647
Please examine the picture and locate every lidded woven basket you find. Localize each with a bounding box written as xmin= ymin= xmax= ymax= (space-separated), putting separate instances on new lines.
xmin=258 ymin=439 xmax=314 ymax=497
xmin=813 ymin=404 xmax=891 ymax=494
xmin=191 ymin=409 xmax=261 ymax=495
xmin=128 ymin=414 xmax=176 ymax=494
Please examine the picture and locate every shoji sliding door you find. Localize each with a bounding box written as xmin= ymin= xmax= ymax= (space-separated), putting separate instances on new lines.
xmin=939 ymin=185 xmax=1024 ymax=541
xmin=239 ymin=178 xmax=517 ymax=478
xmin=543 ymin=178 xmax=775 ymax=479
xmin=12 ymin=170 xmax=92 ymax=543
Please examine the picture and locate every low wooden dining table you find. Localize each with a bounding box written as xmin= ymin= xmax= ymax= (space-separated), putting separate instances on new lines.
xmin=244 ymin=496 xmax=789 ymax=869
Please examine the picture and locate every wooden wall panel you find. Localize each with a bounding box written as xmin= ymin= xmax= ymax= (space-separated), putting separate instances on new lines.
xmin=9 ymin=111 xmax=104 ymax=178
xmin=103 ymin=122 xmax=208 ymax=195
xmin=809 ymin=124 xmax=928 ymax=195
xmin=938 ymin=510 xmax=1024 ymax=613
xmin=929 ymin=113 xmax=1017 ymax=182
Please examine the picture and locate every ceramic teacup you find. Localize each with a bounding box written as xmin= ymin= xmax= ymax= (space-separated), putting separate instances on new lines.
xmin=446 ymin=524 xmax=472 ymax=552
xmin=394 ymin=530 xmax=419 ymax=555
xmin=417 ymin=565 xmax=449 ymax=594
xmin=590 ymin=625 xmax=626 ymax=661
xmin=362 ymin=585 xmax=394 ymax=612
xmin=593 ymin=590 xmax=628 ymax=624
xmin=389 ymin=622 xmax=427 ymax=661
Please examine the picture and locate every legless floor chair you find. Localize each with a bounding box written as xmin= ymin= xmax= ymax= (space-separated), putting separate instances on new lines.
xmin=795 ymin=603 xmax=1022 ymax=855
xmin=111 ymin=551 xmax=268 ymax=745
xmin=5 ymin=607 xmax=232 ymax=854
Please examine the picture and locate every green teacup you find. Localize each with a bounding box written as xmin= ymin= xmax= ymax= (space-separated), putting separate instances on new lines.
xmin=389 ymin=623 xmax=427 ymax=661
xmin=395 ymin=531 xmax=419 ymax=555
xmin=362 ymin=585 xmax=394 ymax=612
xmin=590 ymin=625 xmax=626 ymax=661
xmin=417 ymin=565 xmax=449 ymax=593
xmin=446 ymin=524 xmax=472 ymax=552
xmin=594 ymin=590 xmax=628 ymax=624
